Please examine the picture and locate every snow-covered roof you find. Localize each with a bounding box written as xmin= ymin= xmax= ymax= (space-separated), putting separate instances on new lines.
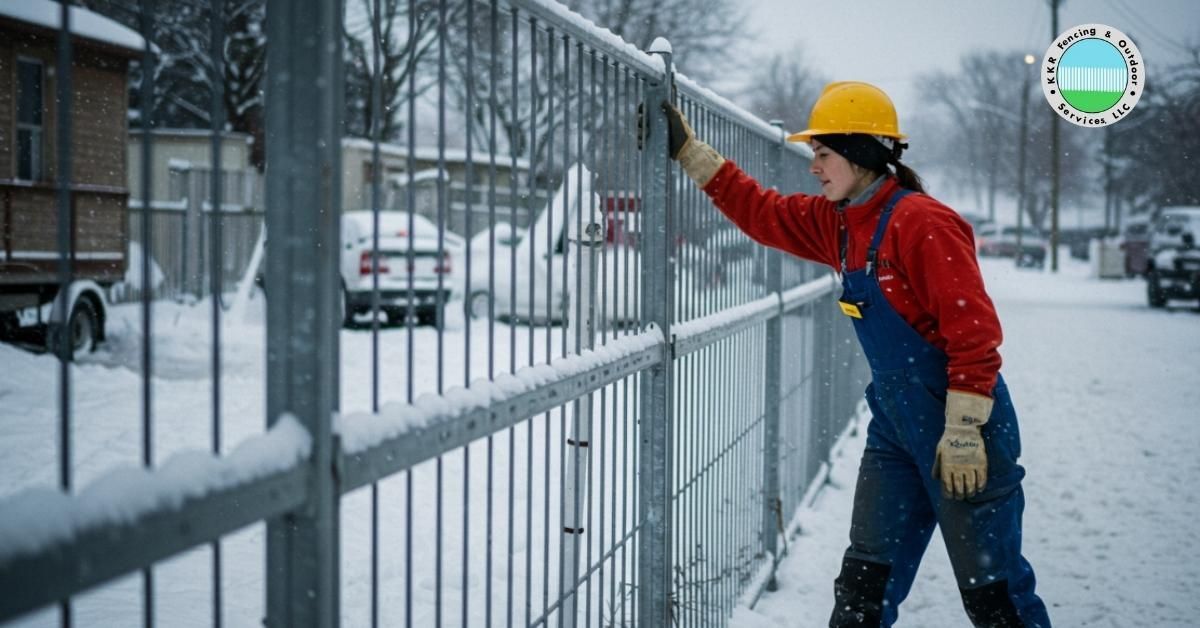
xmin=0 ymin=0 xmax=149 ymax=54
xmin=128 ymin=128 xmax=254 ymax=143
xmin=389 ymin=168 xmax=447 ymax=186
xmin=343 ymin=138 xmax=532 ymax=171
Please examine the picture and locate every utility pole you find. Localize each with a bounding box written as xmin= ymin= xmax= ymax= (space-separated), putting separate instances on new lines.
xmin=1016 ymin=54 xmax=1035 ymax=262
xmin=1104 ymin=124 xmax=1114 ymax=234
xmin=1049 ymin=0 xmax=1062 ymax=271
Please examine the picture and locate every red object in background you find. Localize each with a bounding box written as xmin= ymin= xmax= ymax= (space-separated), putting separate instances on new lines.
xmin=1122 ymin=239 xmax=1150 ymax=276
xmin=359 ymin=251 xmax=389 ymax=276
xmin=433 ymin=251 xmax=452 ymax=274
xmin=603 ymin=192 xmax=640 ymax=247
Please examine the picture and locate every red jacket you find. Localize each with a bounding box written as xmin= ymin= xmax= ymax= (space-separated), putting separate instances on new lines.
xmin=703 ymin=161 xmax=1003 ymax=398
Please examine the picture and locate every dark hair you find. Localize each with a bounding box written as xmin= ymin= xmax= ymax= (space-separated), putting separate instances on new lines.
xmin=891 ymin=160 xmax=926 ymax=194
xmin=817 ymin=133 xmax=927 ymax=194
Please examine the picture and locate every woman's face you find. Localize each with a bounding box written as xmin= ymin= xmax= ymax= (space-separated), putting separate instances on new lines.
xmin=809 ymin=140 xmax=867 ymax=202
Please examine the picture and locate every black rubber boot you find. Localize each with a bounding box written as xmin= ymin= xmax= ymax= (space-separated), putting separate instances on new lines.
xmin=961 ymin=581 xmax=1026 ymax=627
xmin=829 ymin=556 xmax=892 ymax=627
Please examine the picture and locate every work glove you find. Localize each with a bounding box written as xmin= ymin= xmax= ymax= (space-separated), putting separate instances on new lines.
xmin=932 ymin=390 xmax=993 ymax=500
xmin=637 ymin=100 xmax=725 ymax=187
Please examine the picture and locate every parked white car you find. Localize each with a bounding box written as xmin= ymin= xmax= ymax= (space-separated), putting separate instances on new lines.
xmin=340 ymin=211 xmax=462 ymax=327
xmin=462 ymin=165 xmax=650 ymax=326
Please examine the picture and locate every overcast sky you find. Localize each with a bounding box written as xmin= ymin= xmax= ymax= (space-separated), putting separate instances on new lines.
xmin=740 ymin=0 xmax=1196 ymax=116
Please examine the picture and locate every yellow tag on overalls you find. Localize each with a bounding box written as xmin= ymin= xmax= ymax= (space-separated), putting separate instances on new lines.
xmin=838 ymin=300 xmax=863 ymax=319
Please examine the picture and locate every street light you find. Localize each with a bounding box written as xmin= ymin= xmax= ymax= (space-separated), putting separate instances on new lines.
xmin=1015 ymin=54 xmax=1035 ymax=265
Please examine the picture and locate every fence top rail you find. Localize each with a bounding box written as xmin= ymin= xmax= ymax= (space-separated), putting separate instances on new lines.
xmin=675 ymin=72 xmax=815 ymax=159
xmin=507 ymin=0 xmax=667 ymax=80
xmin=0 ymin=416 xmax=311 ymax=568
xmin=781 ymin=273 xmax=837 ymax=313
xmin=505 ymin=0 xmax=816 ymax=160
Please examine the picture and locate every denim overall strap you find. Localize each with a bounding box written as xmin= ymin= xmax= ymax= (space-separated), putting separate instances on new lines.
xmin=840 ymin=189 xmax=913 ymax=276
xmin=839 ymin=190 xmax=940 ymax=373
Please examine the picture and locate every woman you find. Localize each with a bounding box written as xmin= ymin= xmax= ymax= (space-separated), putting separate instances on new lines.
xmin=656 ymin=82 xmax=1051 ymax=627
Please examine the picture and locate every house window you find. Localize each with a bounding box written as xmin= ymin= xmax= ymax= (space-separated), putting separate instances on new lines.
xmin=17 ymin=58 xmax=45 ymax=181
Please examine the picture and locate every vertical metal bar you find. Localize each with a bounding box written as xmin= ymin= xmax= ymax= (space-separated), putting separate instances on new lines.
xmin=481 ymin=6 xmax=501 ymax=615
xmin=818 ymin=291 xmax=835 ymax=465
xmin=405 ymin=1 xmax=417 ymax=626
xmin=137 ymin=0 xmax=155 ymax=461
xmin=593 ymin=53 xmax=607 ymax=628
xmin=54 ymin=0 xmax=73 ymax=484
xmin=682 ymin=99 xmax=694 ymax=627
xmin=504 ymin=14 xmax=518 ymax=624
xmin=637 ymin=45 xmax=673 ymax=627
xmin=631 ymin=75 xmax=644 ymax=626
xmin=435 ymin=0 xmax=448 ymax=622
xmin=592 ymin=51 xmax=606 ymax=628
xmin=541 ymin=22 xmax=554 ymax=623
xmin=615 ymin=65 xmax=630 ymax=627
xmin=54 ymin=3 xmax=73 ymax=626
xmin=512 ymin=9 xmax=522 ymax=374
xmin=530 ymin=18 xmax=540 ymax=369
xmin=553 ymin=28 xmax=564 ymax=355
xmin=137 ymin=0 xmax=157 ymax=625
xmin=558 ymin=59 xmax=572 ymax=620
xmin=519 ymin=13 xmax=533 ymax=628
xmin=208 ymin=1 xmax=226 ymax=625
xmin=463 ymin=2 xmax=476 ymax=626
xmin=759 ymin=124 xmax=785 ymax=591
xmin=263 ymin=0 xmax=342 ymax=624
xmin=368 ymin=0 xmax=383 ymax=625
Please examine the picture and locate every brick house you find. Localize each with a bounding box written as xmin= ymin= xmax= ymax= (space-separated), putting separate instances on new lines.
xmin=1 ymin=1 xmax=143 ymax=297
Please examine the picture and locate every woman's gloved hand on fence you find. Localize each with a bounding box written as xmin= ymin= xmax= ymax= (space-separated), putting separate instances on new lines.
xmin=637 ymin=100 xmax=725 ymax=187
xmin=932 ymin=390 xmax=993 ymax=500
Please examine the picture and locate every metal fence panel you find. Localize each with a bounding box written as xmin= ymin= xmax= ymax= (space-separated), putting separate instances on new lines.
xmin=0 ymin=1 xmax=869 ymax=626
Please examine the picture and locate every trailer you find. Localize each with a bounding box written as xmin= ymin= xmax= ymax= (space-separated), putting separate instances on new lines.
xmin=0 ymin=1 xmax=144 ymax=356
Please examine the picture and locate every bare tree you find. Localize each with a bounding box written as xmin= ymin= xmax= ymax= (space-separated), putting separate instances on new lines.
xmin=739 ymin=46 xmax=828 ymax=133
xmin=564 ymin=0 xmax=749 ymax=84
xmin=83 ymin=0 xmax=268 ymax=168
xmin=1108 ymin=38 xmax=1200 ymax=213
xmin=919 ymin=50 xmax=1096 ymax=229
xmin=343 ymin=0 xmax=468 ymax=141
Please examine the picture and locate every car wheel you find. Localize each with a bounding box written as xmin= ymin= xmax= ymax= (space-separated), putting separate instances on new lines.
xmin=1147 ymin=271 xmax=1167 ymax=308
xmin=418 ymin=305 xmax=445 ymax=329
xmin=54 ymin=299 xmax=99 ymax=358
xmin=341 ymin=287 xmax=354 ymax=328
xmin=466 ymin=290 xmax=492 ymax=320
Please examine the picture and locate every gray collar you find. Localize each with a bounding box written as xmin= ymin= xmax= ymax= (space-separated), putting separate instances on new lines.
xmin=838 ymin=175 xmax=886 ymax=210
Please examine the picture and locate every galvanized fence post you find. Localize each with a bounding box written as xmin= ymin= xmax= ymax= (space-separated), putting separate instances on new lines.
xmin=638 ymin=39 xmax=675 ymax=627
xmin=815 ymin=290 xmax=836 ymax=461
xmin=264 ymin=0 xmax=343 ymax=625
xmin=760 ymin=121 xmax=786 ymax=591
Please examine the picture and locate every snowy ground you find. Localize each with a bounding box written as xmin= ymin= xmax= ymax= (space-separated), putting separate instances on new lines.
xmin=732 ymin=256 xmax=1200 ymax=627
xmin=3 ymin=254 xmax=1199 ymax=626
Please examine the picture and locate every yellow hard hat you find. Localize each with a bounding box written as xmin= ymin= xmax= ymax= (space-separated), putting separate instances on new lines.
xmin=787 ymin=81 xmax=907 ymax=143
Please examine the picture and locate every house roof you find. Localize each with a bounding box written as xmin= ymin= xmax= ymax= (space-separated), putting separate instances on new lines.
xmin=127 ymin=128 xmax=254 ymax=144
xmin=0 ymin=0 xmax=149 ymax=54
xmin=343 ymin=138 xmax=532 ymax=170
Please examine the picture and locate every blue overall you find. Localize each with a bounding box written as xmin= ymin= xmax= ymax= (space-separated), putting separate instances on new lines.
xmin=833 ymin=190 xmax=1051 ymax=627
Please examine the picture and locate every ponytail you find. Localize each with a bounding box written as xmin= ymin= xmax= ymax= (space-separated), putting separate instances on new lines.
xmin=891 ymin=160 xmax=926 ymax=194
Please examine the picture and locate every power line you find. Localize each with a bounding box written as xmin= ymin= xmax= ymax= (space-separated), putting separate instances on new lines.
xmin=1102 ymin=0 xmax=1189 ymax=53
